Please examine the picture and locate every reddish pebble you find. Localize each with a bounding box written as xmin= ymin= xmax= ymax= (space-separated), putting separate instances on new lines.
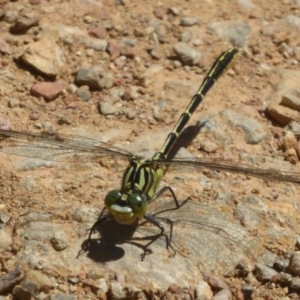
xmin=89 ymin=26 xmax=107 ymax=39
xmin=29 ymin=0 xmax=41 ymax=4
xmin=30 ymin=82 xmax=63 ymax=101
xmin=107 ymin=42 xmax=121 ymax=60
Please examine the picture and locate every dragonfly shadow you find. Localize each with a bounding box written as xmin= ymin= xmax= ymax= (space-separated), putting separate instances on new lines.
xmin=81 ymin=217 xmax=167 ymax=263
xmin=167 ymin=124 xmax=204 ymax=160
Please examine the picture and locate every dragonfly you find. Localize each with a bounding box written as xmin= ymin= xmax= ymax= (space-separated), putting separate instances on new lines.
xmin=0 ymin=47 xmax=299 ymax=257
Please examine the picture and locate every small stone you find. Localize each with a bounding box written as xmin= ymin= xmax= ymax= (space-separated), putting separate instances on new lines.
xmin=282 ymin=131 xmax=297 ymax=151
xmin=273 ymin=259 xmax=290 ymax=272
xmin=110 ymin=281 xmax=127 ymax=300
xmin=173 ymin=60 xmax=182 ymax=68
xmin=50 ymin=231 xmax=69 ymax=251
xmin=180 ymin=30 xmax=193 ymax=43
xmin=107 ymin=43 xmax=121 ymax=60
xmin=13 ymin=280 xmax=39 ymax=300
xmin=30 ymin=82 xmax=63 ymax=101
xmin=290 ymin=278 xmax=300 ymax=290
xmin=255 ymin=263 xmax=278 ymax=282
xmin=173 ymin=42 xmax=203 ymax=66
xmin=8 ymin=98 xmax=20 ymax=108
xmin=195 ymin=281 xmax=213 ymax=299
xmin=0 ymin=230 xmax=12 ymax=249
xmin=22 ymin=38 xmax=66 ymax=76
xmin=10 ymin=16 xmax=40 ymax=33
xmin=76 ymin=89 xmax=91 ymax=102
xmin=84 ymin=38 xmax=107 ymax=51
xmin=75 ymin=67 xmax=114 ymax=90
xmin=288 ymin=251 xmax=300 ymax=276
xmin=241 ymin=284 xmax=255 ymax=299
xmin=89 ymin=26 xmax=107 ymax=39
xmin=180 ymin=17 xmax=198 ymax=26
xmin=99 ymin=102 xmax=118 ymax=115
xmin=29 ymin=111 xmax=39 ymax=121
xmin=203 ymin=274 xmax=229 ymax=290
xmin=200 ymin=140 xmax=218 ymax=153
xmin=0 ymin=212 xmax=11 ymax=223
xmin=266 ymin=104 xmax=299 ymax=126
xmin=29 ymin=0 xmax=41 ymax=4
xmin=153 ymin=7 xmax=166 ymax=19
xmin=26 ymin=270 xmax=53 ymax=291
xmin=212 ymin=289 xmax=232 ymax=300
xmin=281 ymin=90 xmax=300 ymax=111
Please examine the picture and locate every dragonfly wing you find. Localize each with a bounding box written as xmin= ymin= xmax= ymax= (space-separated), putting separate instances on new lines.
xmin=0 ymin=129 xmax=132 ymax=162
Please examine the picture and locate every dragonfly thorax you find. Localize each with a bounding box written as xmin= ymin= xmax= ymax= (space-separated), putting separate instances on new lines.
xmin=104 ymin=189 xmax=148 ymax=225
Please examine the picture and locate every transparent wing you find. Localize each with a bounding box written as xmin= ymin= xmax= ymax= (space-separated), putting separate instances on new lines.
xmin=141 ymin=199 xmax=267 ymax=275
xmin=0 ymin=129 xmax=132 ymax=162
xmin=162 ymin=156 xmax=300 ymax=184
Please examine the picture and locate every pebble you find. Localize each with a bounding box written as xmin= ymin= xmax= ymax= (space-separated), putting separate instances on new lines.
xmin=288 ymin=251 xmax=300 ymax=275
xmin=273 ymin=259 xmax=290 ymax=272
xmin=21 ymin=38 xmax=66 ymax=76
xmin=289 ymin=277 xmax=300 ymax=290
xmin=241 ymin=284 xmax=255 ymax=299
xmin=255 ymin=263 xmax=278 ymax=282
xmin=98 ymin=102 xmax=118 ymax=115
xmin=266 ymin=104 xmax=299 ymax=125
xmin=220 ymin=109 xmax=267 ymax=144
xmin=281 ymin=130 xmax=297 ymax=151
xmin=180 ymin=30 xmax=193 ymax=43
xmin=153 ymin=7 xmax=166 ymax=19
xmin=30 ymin=82 xmax=63 ymax=101
xmin=0 ymin=230 xmax=12 ymax=250
xmin=10 ymin=16 xmax=40 ymax=33
xmin=13 ymin=280 xmax=39 ymax=300
xmin=76 ymin=88 xmax=91 ymax=102
xmin=50 ymin=231 xmax=69 ymax=251
xmin=173 ymin=42 xmax=203 ymax=66
xmin=180 ymin=17 xmax=198 ymax=26
xmin=83 ymin=38 xmax=108 ymax=51
xmin=195 ymin=281 xmax=213 ymax=299
xmin=207 ymin=21 xmax=251 ymax=48
xmin=212 ymin=289 xmax=232 ymax=300
xmin=107 ymin=42 xmax=121 ymax=60
xmin=110 ymin=281 xmax=127 ymax=300
xmin=8 ymin=98 xmax=20 ymax=108
xmin=26 ymin=270 xmax=53 ymax=291
xmin=46 ymin=293 xmax=76 ymax=300
xmin=75 ymin=66 xmax=114 ymax=90
xmin=88 ymin=25 xmax=107 ymax=39
xmin=203 ymin=274 xmax=229 ymax=290
xmin=200 ymin=139 xmax=219 ymax=153
xmin=0 ymin=212 xmax=11 ymax=223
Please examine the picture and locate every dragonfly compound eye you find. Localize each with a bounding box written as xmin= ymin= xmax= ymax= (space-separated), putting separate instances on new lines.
xmin=104 ymin=190 xmax=121 ymax=211
xmin=127 ymin=194 xmax=147 ymax=218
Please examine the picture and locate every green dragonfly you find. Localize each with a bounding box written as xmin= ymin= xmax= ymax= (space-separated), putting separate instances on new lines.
xmin=0 ymin=47 xmax=299 ymax=257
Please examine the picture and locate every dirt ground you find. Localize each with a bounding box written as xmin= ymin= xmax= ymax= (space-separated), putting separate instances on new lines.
xmin=1 ymin=0 xmax=300 ymax=299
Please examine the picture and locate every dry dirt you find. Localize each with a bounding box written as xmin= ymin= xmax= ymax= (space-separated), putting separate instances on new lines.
xmin=0 ymin=0 xmax=300 ymax=299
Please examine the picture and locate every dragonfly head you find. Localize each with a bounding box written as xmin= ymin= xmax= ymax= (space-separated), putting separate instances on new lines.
xmin=104 ymin=190 xmax=147 ymax=225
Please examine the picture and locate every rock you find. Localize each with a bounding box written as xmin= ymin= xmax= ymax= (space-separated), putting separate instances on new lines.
xmin=107 ymin=42 xmax=121 ymax=60
xmin=164 ymin=80 xmax=199 ymax=98
xmin=203 ymin=274 xmax=229 ymax=290
xmin=8 ymin=98 xmax=20 ymax=108
xmin=241 ymin=284 xmax=255 ymax=299
xmin=110 ymin=281 xmax=127 ymax=300
xmin=288 ymin=251 xmax=300 ymax=275
xmin=0 ymin=230 xmax=12 ymax=250
xmin=75 ymin=66 xmax=114 ymax=90
xmin=200 ymin=139 xmax=219 ymax=153
xmin=88 ymin=25 xmax=107 ymax=39
xmin=83 ymin=38 xmax=107 ymax=51
xmin=21 ymin=38 xmax=66 ymax=76
xmin=10 ymin=16 xmax=40 ymax=33
xmin=173 ymin=42 xmax=203 ymax=66
xmin=76 ymin=88 xmax=91 ymax=102
xmin=290 ymin=277 xmax=300 ymax=290
xmin=155 ymin=25 xmax=168 ymax=43
xmin=255 ymin=263 xmax=277 ymax=282
xmin=281 ymin=131 xmax=297 ymax=151
xmin=266 ymin=104 xmax=299 ymax=125
xmin=273 ymin=259 xmax=290 ymax=272
xmin=180 ymin=17 xmax=198 ymax=26
xmin=13 ymin=280 xmax=39 ymax=300
xmin=153 ymin=7 xmax=166 ymax=19
xmin=45 ymin=293 xmax=76 ymax=300
xmin=195 ymin=281 xmax=213 ymax=299
xmin=213 ymin=289 xmax=232 ymax=300
xmin=0 ymin=212 xmax=11 ymax=223
xmin=50 ymin=231 xmax=69 ymax=251
xmin=207 ymin=21 xmax=251 ymax=48
xmin=26 ymin=270 xmax=53 ymax=291
xmin=30 ymin=82 xmax=63 ymax=101
xmin=281 ymin=89 xmax=300 ymax=111
xmin=180 ymin=30 xmax=193 ymax=43
xmin=220 ymin=109 xmax=267 ymax=144
xmin=98 ymin=102 xmax=118 ymax=116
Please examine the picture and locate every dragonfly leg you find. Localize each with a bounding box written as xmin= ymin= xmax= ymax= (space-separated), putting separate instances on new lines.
xmin=87 ymin=208 xmax=111 ymax=245
xmin=141 ymin=213 xmax=176 ymax=260
xmin=152 ymin=185 xmax=180 ymax=208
